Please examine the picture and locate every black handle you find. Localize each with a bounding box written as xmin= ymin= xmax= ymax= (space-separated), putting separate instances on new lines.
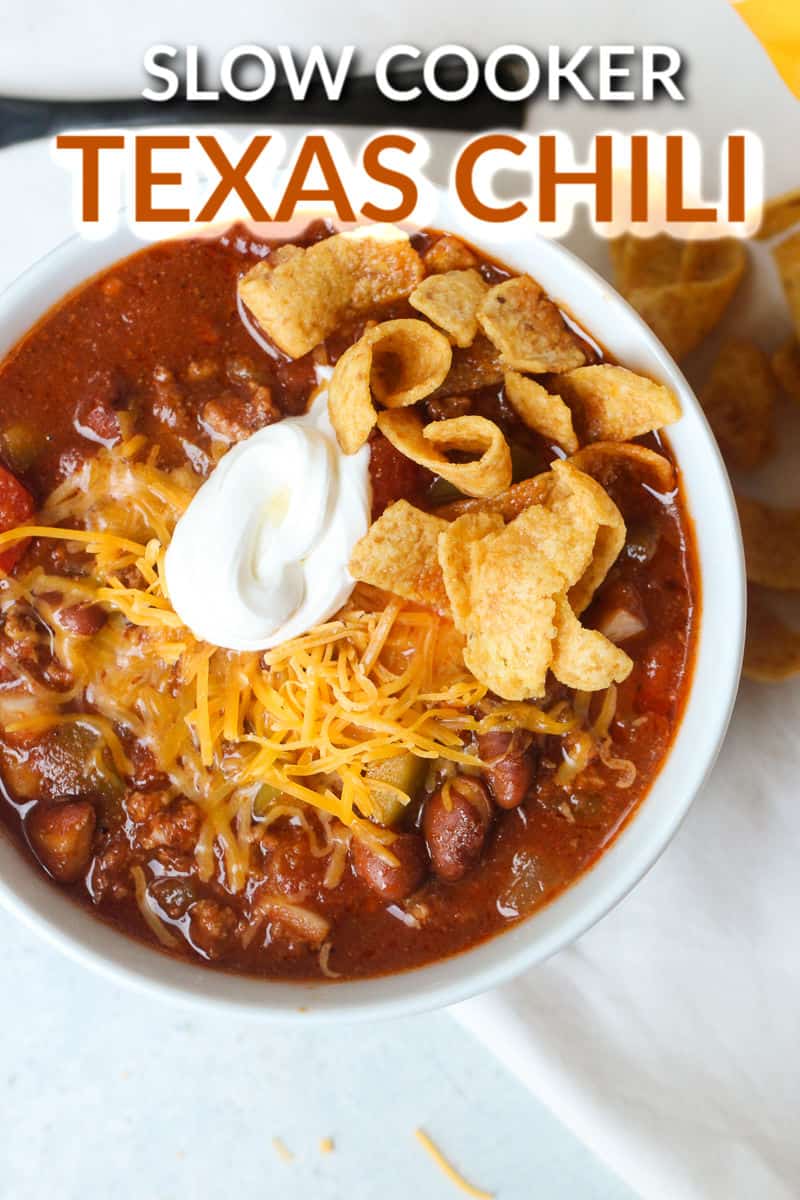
xmin=0 ymin=63 xmax=526 ymax=150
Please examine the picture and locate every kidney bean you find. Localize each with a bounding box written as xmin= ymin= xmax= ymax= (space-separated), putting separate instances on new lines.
xmin=58 ymin=603 xmax=107 ymax=637
xmin=74 ymin=369 xmax=125 ymax=447
xmin=352 ymin=831 xmax=428 ymax=901
xmin=423 ymin=777 xmax=492 ymax=882
xmin=478 ymin=730 xmax=536 ymax=810
xmin=27 ymin=799 xmax=96 ymax=883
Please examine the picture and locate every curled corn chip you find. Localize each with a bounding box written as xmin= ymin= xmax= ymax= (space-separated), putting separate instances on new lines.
xmin=504 ymin=370 xmax=579 ymax=453
xmin=555 ymin=364 xmax=681 ymax=443
xmin=353 ymin=458 xmax=627 ymax=699
xmin=423 ymin=235 xmax=479 ymax=273
xmin=437 ymin=460 xmax=625 ymax=616
xmin=548 ymin=460 xmax=627 ymax=614
xmin=377 ymin=409 xmax=512 ymax=499
xmin=756 ymin=189 xmax=800 ymax=241
xmin=328 ymin=319 xmax=452 ymax=454
xmin=439 ymin=468 xmax=627 ymax=698
xmin=612 ymin=235 xmax=747 ymax=360
xmin=551 ymin=595 xmax=633 ymax=691
xmin=327 ymin=335 xmax=377 ymax=454
xmin=774 ymin=231 xmax=800 ymax=338
xmin=348 ymin=500 xmax=448 ymax=611
xmin=431 ymin=334 xmax=504 ymax=398
xmin=238 ymin=226 xmax=424 ymax=358
xmin=771 ymin=338 xmax=800 ymax=403
xmin=437 ymin=511 xmax=504 ymax=629
xmin=367 ymin=320 xmax=453 ymax=408
xmin=568 ymin=442 xmax=675 ymax=492
xmin=744 ymin=586 xmax=800 ymax=682
xmin=439 ymin=507 xmax=564 ymax=699
xmin=477 ymin=276 xmax=586 ymax=373
xmin=409 ymin=270 xmax=489 ymax=348
xmin=701 ymin=338 xmax=776 ymax=469
xmin=737 ymin=495 xmax=800 ymax=590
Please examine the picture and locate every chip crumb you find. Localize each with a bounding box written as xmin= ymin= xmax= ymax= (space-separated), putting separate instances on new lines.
xmin=319 ymin=1137 xmax=335 ymax=1154
xmin=272 ymin=1137 xmax=294 ymax=1163
xmin=414 ymin=1129 xmax=494 ymax=1200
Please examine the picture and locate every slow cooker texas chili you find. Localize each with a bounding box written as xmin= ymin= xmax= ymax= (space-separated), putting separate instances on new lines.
xmin=0 ymin=222 xmax=697 ymax=979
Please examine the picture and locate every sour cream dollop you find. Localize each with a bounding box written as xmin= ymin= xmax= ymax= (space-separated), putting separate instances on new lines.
xmin=165 ymin=390 xmax=371 ymax=651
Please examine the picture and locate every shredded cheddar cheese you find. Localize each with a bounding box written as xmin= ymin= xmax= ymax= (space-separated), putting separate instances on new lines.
xmin=1 ymin=440 xmax=491 ymax=891
xmin=2 ymin=438 xmax=622 ymax=892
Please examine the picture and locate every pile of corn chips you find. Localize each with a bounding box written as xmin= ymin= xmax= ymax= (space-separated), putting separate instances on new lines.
xmin=612 ymin=191 xmax=800 ymax=683
xmin=239 ymin=225 xmax=686 ymax=700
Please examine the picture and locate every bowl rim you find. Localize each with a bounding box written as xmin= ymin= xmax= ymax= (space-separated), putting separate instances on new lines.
xmin=0 ymin=201 xmax=745 ymax=1021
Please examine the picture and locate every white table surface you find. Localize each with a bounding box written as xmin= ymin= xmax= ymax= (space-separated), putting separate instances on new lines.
xmin=2 ymin=911 xmax=635 ymax=1200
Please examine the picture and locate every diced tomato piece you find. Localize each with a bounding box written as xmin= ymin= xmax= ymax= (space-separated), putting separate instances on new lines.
xmin=0 ymin=463 xmax=35 ymax=573
xmin=368 ymin=432 xmax=433 ymax=517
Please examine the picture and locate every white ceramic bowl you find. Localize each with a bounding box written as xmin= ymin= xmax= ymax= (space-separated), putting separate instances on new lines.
xmin=0 ymin=200 xmax=745 ymax=1021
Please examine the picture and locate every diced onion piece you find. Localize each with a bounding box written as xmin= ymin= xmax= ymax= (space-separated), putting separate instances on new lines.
xmin=596 ymin=605 xmax=648 ymax=644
